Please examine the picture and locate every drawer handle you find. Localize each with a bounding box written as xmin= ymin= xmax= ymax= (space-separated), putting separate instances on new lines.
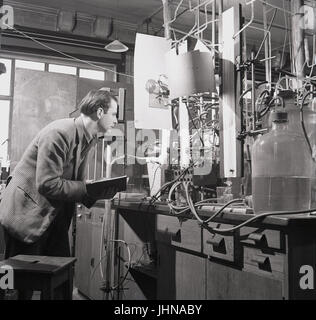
xmin=207 ymin=237 xmax=224 ymax=247
xmin=207 ymin=237 xmax=226 ymax=254
xmin=171 ymin=230 xmax=181 ymax=243
xmin=248 ymin=233 xmax=267 ymax=246
xmin=251 ymin=255 xmax=271 ymax=271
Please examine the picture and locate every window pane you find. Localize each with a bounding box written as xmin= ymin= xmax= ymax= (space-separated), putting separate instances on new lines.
xmin=15 ymin=59 xmax=45 ymax=71
xmin=0 ymin=59 xmax=12 ymax=96
xmin=0 ymin=100 xmax=10 ymax=168
xmin=49 ymin=64 xmax=77 ymax=75
xmin=79 ymin=69 xmax=105 ymax=81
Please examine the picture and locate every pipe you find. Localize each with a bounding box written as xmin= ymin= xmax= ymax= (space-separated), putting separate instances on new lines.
xmin=233 ymin=0 xmax=256 ymax=40
xmin=291 ymin=0 xmax=305 ymax=80
xmin=251 ymin=51 xmax=256 ymax=130
xmin=162 ymin=0 xmax=172 ymax=40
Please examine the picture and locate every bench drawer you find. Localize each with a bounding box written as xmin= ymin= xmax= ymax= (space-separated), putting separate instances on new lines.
xmin=156 ymin=215 xmax=202 ymax=252
xmin=243 ymin=247 xmax=285 ymax=279
xmin=203 ymin=223 xmax=240 ymax=263
xmin=240 ymin=227 xmax=284 ymax=251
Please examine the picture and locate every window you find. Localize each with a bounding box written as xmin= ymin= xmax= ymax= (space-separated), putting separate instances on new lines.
xmin=0 ymin=100 xmax=10 ymax=168
xmin=15 ymin=59 xmax=45 ymax=71
xmin=79 ymin=68 xmax=105 ymax=81
xmin=0 ymin=59 xmax=12 ymax=96
xmin=49 ymin=64 xmax=77 ymax=75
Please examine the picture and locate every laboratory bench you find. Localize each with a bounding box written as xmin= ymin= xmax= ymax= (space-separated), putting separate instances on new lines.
xmin=109 ymin=198 xmax=316 ymax=300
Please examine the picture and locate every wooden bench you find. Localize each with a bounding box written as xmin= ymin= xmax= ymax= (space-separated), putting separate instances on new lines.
xmin=0 ymin=255 xmax=76 ymax=300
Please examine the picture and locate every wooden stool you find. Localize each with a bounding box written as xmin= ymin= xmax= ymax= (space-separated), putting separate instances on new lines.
xmin=0 ymin=255 xmax=76 ymax=300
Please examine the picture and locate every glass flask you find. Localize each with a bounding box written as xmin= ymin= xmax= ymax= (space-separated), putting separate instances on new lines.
xmin=252 ymin=110 xmax=313 ymax=214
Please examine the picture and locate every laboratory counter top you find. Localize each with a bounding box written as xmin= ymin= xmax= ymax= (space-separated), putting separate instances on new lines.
xmin=112 ymin=197 xmax=316 ymax=229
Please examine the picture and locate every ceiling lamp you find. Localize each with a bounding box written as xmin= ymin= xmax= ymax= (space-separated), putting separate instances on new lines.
xmin=104 ymin=39 xmax=129 ymax=53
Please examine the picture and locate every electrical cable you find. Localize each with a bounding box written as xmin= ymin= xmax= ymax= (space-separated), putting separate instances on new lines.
xmin=203 ymin=207 xmax=316 ymax=234
xmin=268 ymin=95 xmax=285 ymax=110
xmin=184 ymin=101 xmax=205 ymax=147
xmin=239 ymin=81 xmax=268 ymax=118
xmin=90 ymin=254 xmax=107 ymax=281
xmin=4 ymin=23 xmax=134 ymax=79
xmin=179 ymin=182 xmax=316 ymax=235
xmin=300 ymin=91 xmax=316 ymax=162
xmin=110 ymin=239 xmax=131 ymax=291
xmin=91 ymin=238 xmax=131 ymax=295
xmin=183 ymin=181 xmax=244 ymax=224
xmin=149 ymin=164 xmax=161 ymax=195
xmin=149 ymin=161 xmax=197 ymax=204
xmin=202 ymin=197 xmax=245 ymax=223
xmin=256 ymin=89 xmax=273 ymax=118
xmin=99 ymin=201 xmax=107 ymax=280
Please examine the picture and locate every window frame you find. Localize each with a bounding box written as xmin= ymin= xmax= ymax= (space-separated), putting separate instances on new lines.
xmin=0 ymin=53 xmax=118 ymax=169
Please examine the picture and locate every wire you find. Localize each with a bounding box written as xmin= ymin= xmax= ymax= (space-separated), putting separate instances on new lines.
xmin=110 ymin=239 xmax=131 ymax=291
xmin=184 ymin=101 xmax=205 ymax=147
xmin=300 ymin=91 xmax=316 ymax=162
xmin=183 ymin=181 xmax=244 ymax=224
xmin=149 ymin=161 xmax=197 ymax=204
xmin=90 ymin=254 xmax=107 ymax=281
xmin=180 ymin=182 xmax=316 ymax=235
xmin=167 ymin=181 xmax=188 ymax=214
xmin=99 ymin=201 xmax=107 ymax=280
xmin=256 ymin=89 xmax=273 ymax=118
xmin=203 ymin=207 xmax=316 ymax=234
xmin=149 ymin=164 xmax=161 ymax=195
xmin=3 ymin=23 xmax=134 ymax=79
xmin=202 ymin=198 xmax=245 ymax=223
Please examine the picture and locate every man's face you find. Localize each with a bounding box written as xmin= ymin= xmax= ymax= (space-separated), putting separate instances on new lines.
xmin=97 ymin=98 xmax=118 ymax=133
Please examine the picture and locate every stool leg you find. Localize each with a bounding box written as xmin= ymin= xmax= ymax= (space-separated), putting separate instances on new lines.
xmin=62 ymin=267 xmax=74 ymax=300
xmin=18 ymin=290 xmax=33 ymax=300
xmin=41 ymin=281 xmax=54 ymax=300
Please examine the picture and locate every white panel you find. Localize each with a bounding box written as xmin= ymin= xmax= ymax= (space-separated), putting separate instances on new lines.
xmin=134 ymin=33 xmax=172 ymax=130
xmin=222 ymin=7 xmax=237 ymax=177
xmin=166 ymin=50 xmax=215 ymax=99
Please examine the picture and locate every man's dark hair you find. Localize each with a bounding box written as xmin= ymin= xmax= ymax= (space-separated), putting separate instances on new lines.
xmin=79 ymin=89 xmax=117 ymax=116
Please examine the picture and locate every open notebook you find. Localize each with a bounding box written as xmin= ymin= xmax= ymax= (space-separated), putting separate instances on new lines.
xmin=86 ymin=175 xmax=127 ymax=200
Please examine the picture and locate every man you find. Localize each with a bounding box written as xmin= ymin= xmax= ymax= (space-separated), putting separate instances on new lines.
xmin=0 ymin=89 xmax=118 ymax=259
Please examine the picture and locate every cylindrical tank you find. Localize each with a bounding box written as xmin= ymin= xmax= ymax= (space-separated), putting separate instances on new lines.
xmin=252 ymin=110 xmax=313 ymax=214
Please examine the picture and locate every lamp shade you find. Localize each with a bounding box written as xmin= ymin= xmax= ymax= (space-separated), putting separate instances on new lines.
xmin=104 ymin=39 xmax=128 ymax=53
